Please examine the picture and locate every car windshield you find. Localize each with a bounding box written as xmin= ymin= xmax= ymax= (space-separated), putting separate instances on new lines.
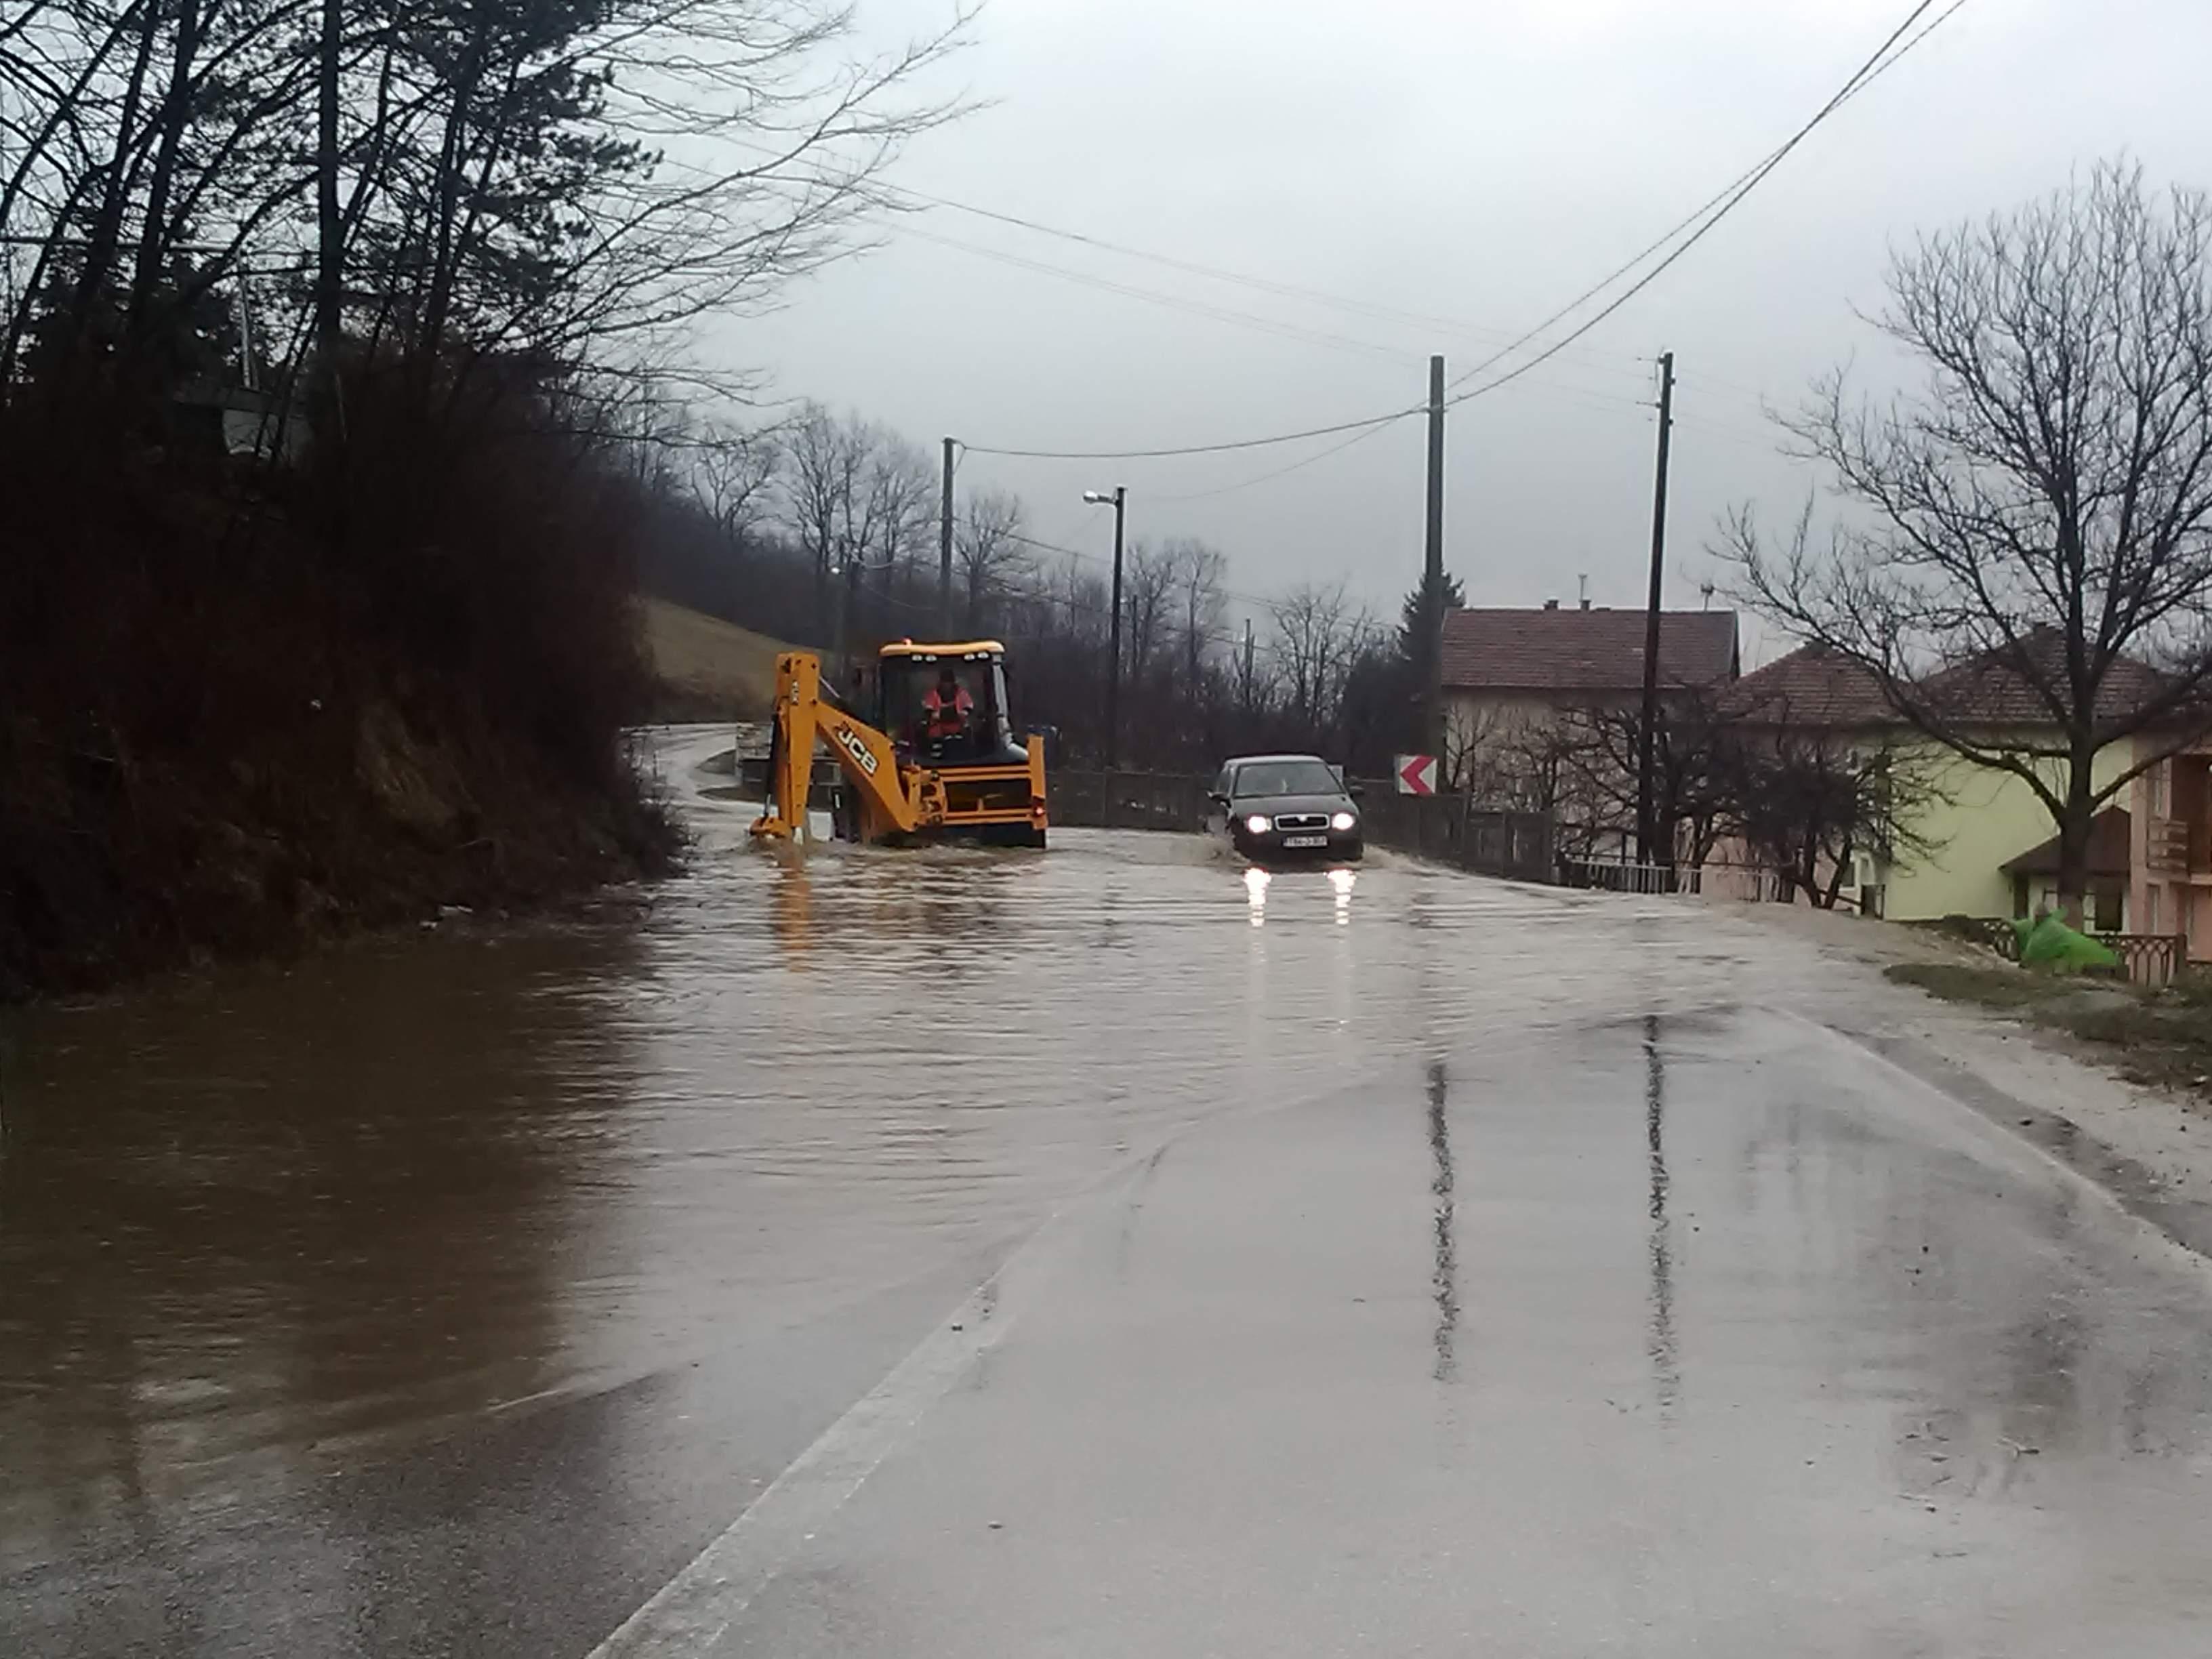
xmin=1233 ymin=760 xmax=1340 ymax=798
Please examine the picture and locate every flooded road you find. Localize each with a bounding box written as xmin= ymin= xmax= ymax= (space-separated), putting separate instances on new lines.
xmin=6 ymin=728 xmax=2212 ymax=1654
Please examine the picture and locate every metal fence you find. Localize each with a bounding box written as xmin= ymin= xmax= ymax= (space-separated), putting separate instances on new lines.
xmin=1557 ymin=856 xmax=1793 ymax=902
xmin=1908 ymin=916 xmax=2189 ymax=986
xmin=1351 ymin=791 xmax=1555 ymax=882
xmin=2102 ymin=933 xmax=2189 ymax=986
xmin=1047 ymin=772 xmax=1555 ymax=884
xmin=1048 ymin=771 xmax=1214 ymax=834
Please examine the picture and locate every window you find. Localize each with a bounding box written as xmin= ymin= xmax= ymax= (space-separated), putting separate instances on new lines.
xmin=2147 ymin=884 xmax=2162 ymax=933
xmin=2093 ymin=883 xmax=2123 ymax=933
xmin=2153 ymin=760 xmax=2171 ymax=819
xmin=1231 ymin=760 xmax=1343 ymax=798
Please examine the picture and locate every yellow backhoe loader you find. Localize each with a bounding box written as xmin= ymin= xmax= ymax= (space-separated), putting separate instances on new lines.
xmin=750 ymin=639 xmax=1049 ymax=848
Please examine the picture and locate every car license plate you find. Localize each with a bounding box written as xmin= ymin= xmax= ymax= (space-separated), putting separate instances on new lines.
xmin=1282 ymin=834 xmax=1328 ymax=848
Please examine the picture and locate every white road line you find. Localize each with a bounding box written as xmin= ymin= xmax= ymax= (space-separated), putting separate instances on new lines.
xmin=582 ymin=1210 xmax=1078 ymax=1658
xmin=583 ymin=1047 xmax=1427 ymax=1658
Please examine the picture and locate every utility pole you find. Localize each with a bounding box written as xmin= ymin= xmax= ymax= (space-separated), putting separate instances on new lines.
xmin=1242 ymin=616 xmax=1256 ymax=714
xmin=1422 ymin=353 xmax=1446 ymax=762
xmin=1636 ymin=351 xmax=1677 ymax=868
xmin=1082 ymin=485 xmax=1129 ymax=771
xmin=1106 ymin=485 xmax=1126 ymax=771
xmin=939 ymin=437 xmax=956 ymax=636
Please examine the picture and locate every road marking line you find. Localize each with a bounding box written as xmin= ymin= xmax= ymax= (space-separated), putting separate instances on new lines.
xmin=581 ymin=1211 xmax=1076 ymax=1658
xmin=583 ymin=1049 xmax=1449 ymax=1658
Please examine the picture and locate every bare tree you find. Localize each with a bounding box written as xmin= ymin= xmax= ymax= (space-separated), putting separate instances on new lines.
xmin=1119 ymin=538 xmax=1177 ymax=685
xmin=955 ymin=487 xmax=1027 ymax=629
xmin=695 ymin=424 xmax=782 ymax=551
xmin=1731 ymin=732 xmax=1942 ymax=909
xmin=4 ymin=0 xmax=975 ymax=412
xmin=1166 ymin=537 xmax=1227 ymax=692
xmin=783 ymin=402 xmax=865 ymax=630
xmin=856 ymin=432 xmax=934 ymax=598
xmin=1557 ymin=692 xmax=1741 ymax=869
xmin=1727 ymin=161 xmax=2212 ymax=922
xmin=1269 ymin=580 xmax=1370 ymax=744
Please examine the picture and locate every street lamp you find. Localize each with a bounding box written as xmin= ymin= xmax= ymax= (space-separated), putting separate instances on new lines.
xmin=1082 ymin=486 xmax=1127 ymax=771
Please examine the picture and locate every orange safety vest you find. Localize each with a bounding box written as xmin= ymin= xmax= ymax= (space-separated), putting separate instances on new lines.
xmin=923 ymin=684 xmax=973 ymax=736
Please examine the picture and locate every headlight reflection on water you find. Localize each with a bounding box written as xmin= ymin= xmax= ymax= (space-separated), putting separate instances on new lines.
xmin=1330 ymin=865 xmax=1356 ymax=923
xmin=1242 ymin=864 xmax=1355 ymax=928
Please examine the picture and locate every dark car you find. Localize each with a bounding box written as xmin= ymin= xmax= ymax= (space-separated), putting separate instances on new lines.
xmin=1208 ymin=753 xmax=1364 ymax=863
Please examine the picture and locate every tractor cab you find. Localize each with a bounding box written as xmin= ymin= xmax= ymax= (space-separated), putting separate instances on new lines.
xmin=876 ymin=640 xmax=1024 ymax=768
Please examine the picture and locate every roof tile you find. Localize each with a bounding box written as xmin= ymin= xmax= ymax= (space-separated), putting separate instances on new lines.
xmin=1720 ymin=644 xmax=1893 ymax=727
xmin=1439 ymin=607 xmax=1738 ymax=694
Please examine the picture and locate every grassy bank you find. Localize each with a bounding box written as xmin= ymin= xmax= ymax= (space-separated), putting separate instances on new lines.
xmin=639 ymin=598 xmax=785 ymax=722
xmin=1885 ymin=962 xmax=2212 ymax=1097
xmin=1 ymin=377 xmax=681 ymax=1002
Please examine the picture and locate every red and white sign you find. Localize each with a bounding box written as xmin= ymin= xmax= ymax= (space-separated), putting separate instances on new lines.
xmin=1395 ymin=753 xmax=1438 ymax=796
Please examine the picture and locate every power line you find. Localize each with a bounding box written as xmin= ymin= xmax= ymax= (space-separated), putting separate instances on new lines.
xmin=959 ymin=403 xmax=1420 ymax=462
xmin=895 ymin=222 xmax=1421 ymax=365
xmin=1443 ymin=0 xmax=1967 ymax=408
xmin=720 ymin=138 xmax=1650 ymax=371
xmin=1149 ymin=419 xmax=1406 ymax=503
xmin=946 ymin=0 xmax=1965 ymax=468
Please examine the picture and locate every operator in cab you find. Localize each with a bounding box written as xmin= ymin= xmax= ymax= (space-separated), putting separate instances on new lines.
xmin=922 ymin=665 xmax=975 ymax=747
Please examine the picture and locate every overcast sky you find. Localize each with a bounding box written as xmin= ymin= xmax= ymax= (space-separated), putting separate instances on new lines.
xmin=705 ymin=0 xmax=2212 ymax=659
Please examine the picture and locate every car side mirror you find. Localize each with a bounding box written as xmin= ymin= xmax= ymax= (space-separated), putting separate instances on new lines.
xmin=1207 ymin=791 xmax=1229 ymax=806
xmin=1348 ymin=783 xmax=1366 ymax=800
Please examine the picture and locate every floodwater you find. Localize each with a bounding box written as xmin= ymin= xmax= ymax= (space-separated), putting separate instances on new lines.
xmin=5 ymin=728 xmax=2212 ymax=1655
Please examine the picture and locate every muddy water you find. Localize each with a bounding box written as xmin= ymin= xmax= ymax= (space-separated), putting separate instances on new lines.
xmin=0 ymin=729 xmax=2079 ymax=1626
xmin=0 ymin=733 xmax=1807 ymax=1534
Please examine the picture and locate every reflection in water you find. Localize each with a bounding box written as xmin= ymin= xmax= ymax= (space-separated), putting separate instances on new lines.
xmin=1244 ymin=865 xmax=1270 ymax=926
xmin=20 ymin=737 xmax=2212 ymax=1648
xmin=0 ymin=924 xmax=636 ymax=1544
xmin=1427 ymin=1059 xmax=1458 ymax=1384
xmin=1644 ymin=1015 xmax=1679 ymax=1414
xmin=771 ymin=853 xmax=813 ymax=961
xmin=1329 ymin=865 xmax=1356 ymax=924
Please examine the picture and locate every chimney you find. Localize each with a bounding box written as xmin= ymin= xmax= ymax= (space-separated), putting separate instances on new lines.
xmin=1580 ymin=596 xmax=1591 ymax=611
xmin=1543 ymin=598 xmax=1559 ymax=611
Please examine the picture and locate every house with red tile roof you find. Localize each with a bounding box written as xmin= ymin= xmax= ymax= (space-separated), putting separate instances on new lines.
xmin=1443 ymin=607 xmax=2211 ymax=941
xmin=1720 ymin=636 xmax=2158 ymax=932
xmin=1439 ymin=602 xmax=1739 ymax=855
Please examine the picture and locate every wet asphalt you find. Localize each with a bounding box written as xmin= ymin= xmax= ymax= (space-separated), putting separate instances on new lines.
xmin=5 ymin=729 xmax=2212 ymax=1654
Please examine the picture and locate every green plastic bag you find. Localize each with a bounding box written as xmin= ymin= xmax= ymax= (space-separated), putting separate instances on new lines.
xmin=2011 ymin=912 xmax=2119 ymax=971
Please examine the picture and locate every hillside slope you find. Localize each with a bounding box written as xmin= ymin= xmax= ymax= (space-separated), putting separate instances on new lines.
xmin=640 ymin=598 xmax=787 ymax=719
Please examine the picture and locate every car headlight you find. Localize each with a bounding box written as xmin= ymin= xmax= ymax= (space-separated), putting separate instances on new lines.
xmin=1330 ymin=810 xmax=1357 ymax=832
xmin=1245 ymin=814 xmax=1271 ymax=835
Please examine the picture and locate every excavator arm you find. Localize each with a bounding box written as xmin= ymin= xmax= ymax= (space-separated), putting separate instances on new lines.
xmin=750 ymin=648 xmax=1048 ymax=847
xmin=750 ymin=651 xmax=923 ymax=842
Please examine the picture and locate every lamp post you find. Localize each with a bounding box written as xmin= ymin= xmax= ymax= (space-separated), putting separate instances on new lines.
xmin=1082 ymin=486 xmax=1126 ymax=771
